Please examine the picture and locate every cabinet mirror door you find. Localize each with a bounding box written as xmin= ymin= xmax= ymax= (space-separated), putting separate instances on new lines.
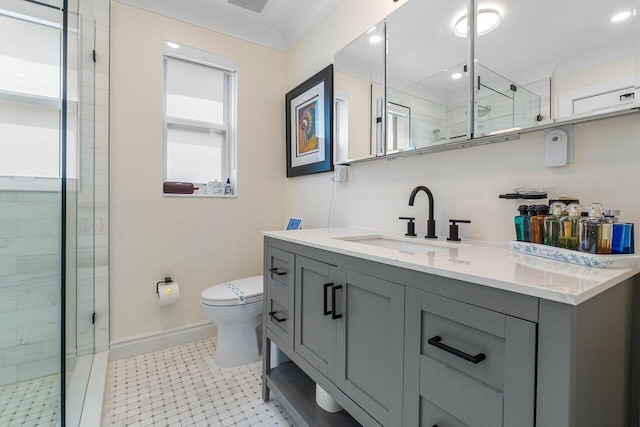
xmin=334 ymin=20 xmax=386 ymax=164
xmin=474 ymin=0 xmax=639 ymax=137
xmin=386 ymin=0 xmax=471 ymax=151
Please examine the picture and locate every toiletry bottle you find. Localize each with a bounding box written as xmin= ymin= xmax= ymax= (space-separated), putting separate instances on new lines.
xmin=514 ymin=205 xmax=530 ymax=242
xmin=224 ymin=178 xmax=232 ymax=195
xmin=558 ymin=203 xmax=582 ymax=250
xmin=530 ymin=205 xmax=549 ymax=244
xmin=612 ymin=222 xmax=635 ymax=254
xmin=544 ymin=202 xmax=566 ymax=247
xmin=578 ymin=203 xmax=613 ymax=254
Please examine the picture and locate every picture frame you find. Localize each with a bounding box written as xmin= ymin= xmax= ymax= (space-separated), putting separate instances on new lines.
xmin=285 ymin=64 xmax=333 ymax=178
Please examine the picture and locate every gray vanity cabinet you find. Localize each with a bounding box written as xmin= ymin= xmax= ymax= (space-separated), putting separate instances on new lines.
xmin=294 ymin=256 xmax=405 ymax=426
xmin=403 ymin=288 xmax=537 ymax=427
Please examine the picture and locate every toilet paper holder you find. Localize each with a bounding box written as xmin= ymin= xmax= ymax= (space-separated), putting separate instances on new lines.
xmin=156 ymin=276 xmax=173 ymax=295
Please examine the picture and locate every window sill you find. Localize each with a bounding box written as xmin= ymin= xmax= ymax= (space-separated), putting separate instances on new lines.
xmin=163 ymin=193 xmax=237 ymax=198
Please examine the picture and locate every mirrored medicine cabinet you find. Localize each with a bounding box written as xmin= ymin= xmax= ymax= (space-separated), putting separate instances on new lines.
xmin=334 ymin=0 xmax=640 ymax=164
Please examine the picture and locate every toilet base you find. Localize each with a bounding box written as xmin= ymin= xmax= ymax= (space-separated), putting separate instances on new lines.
xmin=214 ymin=323 xmax=261 ymax=368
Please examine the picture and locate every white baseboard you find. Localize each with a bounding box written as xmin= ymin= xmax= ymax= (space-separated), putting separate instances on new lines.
xmin=109 ymin=321 xmax=216 ymax=361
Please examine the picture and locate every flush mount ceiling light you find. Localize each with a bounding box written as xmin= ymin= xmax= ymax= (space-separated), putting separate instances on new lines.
xmin=369 ymin=35 xmax=382 ymax=44
xmin=611 ymin=10 xmax=633 ymax=22
xmin=451 ymin=72 xmax=463 ymax=79
xmin=166 ymin=41 xmax=180 ymax=49
xmin=454 ymin=9 xmax=502 ymax=38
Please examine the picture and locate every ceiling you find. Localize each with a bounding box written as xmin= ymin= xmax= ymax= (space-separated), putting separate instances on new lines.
xmin=116 ymin=0 xmax=343 ymax=51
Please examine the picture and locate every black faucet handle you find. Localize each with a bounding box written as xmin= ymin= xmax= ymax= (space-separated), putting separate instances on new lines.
xmin=447 ymin=219 xmax=471 ymax=242
xmin=399 ymin=217 xmax=417 ymax=237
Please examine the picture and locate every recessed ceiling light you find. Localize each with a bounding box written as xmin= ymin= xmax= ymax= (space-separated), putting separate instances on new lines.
xmin=166 ymin=41 xmax=180 ymax=49
xmin=451 ymin=72 xmax=463 ymax=79
xmin=369 ymin=35 xmax=382 ymax=44
xmin=454 ymin=9 xmax=502 ymax=38
xmin=611 ymin=11 xmax=632 ymax=22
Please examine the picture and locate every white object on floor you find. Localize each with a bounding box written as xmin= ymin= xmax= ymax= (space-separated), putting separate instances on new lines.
xmin=315 ymin=383 xmax=343 ymax=413
xmin=201 ymin=275 xmax=264 ymax=368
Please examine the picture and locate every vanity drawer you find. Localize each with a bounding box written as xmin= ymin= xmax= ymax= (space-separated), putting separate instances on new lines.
xmin=265 ymin=247 xmax=295 ymax=349
xmin=421 ymin=292 xmax=506 ymax=389
xmin=266 ymin=298 xmax=291 ymax=345
xmin=420 ymin=356 xmax=502 ymax=427
xmin=418 ymin=291 xmax=536 ymax=426
xmin=267 ymin=247 xmax=294 ymax=287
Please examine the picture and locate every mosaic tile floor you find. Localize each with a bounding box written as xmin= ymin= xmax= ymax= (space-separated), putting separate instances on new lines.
xmin=0 ymin=374 xmax=60 ymax=426
xmin=101 ymin=339 xmax=296 ymax=426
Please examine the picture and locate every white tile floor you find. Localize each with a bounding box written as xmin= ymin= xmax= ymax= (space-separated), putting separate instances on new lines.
xmin=101 ymin=339 xmax=296 ymax=427
xmin=0 ymin=374 xmax=60 ymax=426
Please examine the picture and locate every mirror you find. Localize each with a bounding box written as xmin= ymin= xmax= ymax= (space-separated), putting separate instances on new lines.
xmin=386 ymin=0 xmax=470 ymax=151
xmin=334 ymin=20 xmax=385 ymax=164
xmin=333 ymin=0 xmax=639 ymax=164
xmin=474 ymin=0 xmax=639 ymax=135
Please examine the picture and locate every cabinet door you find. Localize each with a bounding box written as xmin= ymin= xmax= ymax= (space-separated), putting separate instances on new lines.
xmin=294 ymin=256 xmax=338 ymax=381
xmin=335 ymin=269 xmax=405 ymax=427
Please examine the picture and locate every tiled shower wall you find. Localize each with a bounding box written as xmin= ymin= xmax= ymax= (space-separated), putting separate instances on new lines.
xmin=0 ymin=191 xmax=60 ymax=386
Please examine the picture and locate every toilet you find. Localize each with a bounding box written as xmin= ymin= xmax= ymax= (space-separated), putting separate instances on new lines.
xmin=200 ymin=275 xmax=264 ymax=368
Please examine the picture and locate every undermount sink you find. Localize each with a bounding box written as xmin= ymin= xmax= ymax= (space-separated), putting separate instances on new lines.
xmin=335 ymin=235 xmax=454 ymax=254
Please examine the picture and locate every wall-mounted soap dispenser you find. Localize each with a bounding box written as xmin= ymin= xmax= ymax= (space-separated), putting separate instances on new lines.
xmin=579 ymin=203 xmax=613 ymax=254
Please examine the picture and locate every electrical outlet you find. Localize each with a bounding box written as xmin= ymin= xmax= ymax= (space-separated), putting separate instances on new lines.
xmin=333 ymin=165 xmax=348 ymax=182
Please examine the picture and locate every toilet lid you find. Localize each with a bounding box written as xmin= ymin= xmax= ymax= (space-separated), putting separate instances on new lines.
xmin=201 ymin=275 xmax=263 ymax=306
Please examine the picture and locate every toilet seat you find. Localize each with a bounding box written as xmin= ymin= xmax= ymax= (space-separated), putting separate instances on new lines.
xmin=201 ymin=275 xmax=263 ymax=307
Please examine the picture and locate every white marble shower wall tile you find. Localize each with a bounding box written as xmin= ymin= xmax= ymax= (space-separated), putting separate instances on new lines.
xmin=102 ymin=339 xmax=295 ymax=427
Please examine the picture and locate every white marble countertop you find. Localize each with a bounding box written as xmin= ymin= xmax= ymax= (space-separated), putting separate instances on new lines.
xmin=263 ymin=227 xmax=639 ymax=305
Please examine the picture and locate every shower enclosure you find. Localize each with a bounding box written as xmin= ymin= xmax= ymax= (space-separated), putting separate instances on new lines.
xmin=0 ymin=0 xmax=108 ymax=425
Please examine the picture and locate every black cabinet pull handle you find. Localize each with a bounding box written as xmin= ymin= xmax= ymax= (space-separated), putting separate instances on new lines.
xmin=331 ymin=285 xmax=343 ymax=320
xmin=269 ymin=268 xmax=286 ymax=276
xmin=323 ymin=283 xmax=333 ymax=316
xmin=427 ymin=336 xmax=486 ymax=364
xmin=269 ymin=311 xmax=286 ymax=323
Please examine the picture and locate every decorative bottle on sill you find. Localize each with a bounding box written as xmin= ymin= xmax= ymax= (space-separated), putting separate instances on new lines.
xmin=224 ymin=178 xmax=232 ymax=195
xmin=579 ymin=203 xmax=613 ymax=254
xmin=558 ymin=203 xmax=582 ymax=250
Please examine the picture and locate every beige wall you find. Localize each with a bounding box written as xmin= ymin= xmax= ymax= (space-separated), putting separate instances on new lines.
xmin=284 ymin=0 xmax=640 ymax=243
xmin=110 ymin=2 xmax=286 ymax=341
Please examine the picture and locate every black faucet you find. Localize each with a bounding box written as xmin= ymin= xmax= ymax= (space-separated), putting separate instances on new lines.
xmin=408 ymin=186 xmax=437 ymax=239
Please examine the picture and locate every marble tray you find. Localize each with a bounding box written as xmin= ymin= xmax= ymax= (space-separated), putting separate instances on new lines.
xmin=509 ymin=241 xmax=640 ymax=269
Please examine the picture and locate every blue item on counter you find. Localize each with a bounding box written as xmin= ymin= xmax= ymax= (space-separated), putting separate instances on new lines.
xmin=612 ymin=223 xmax=634 ymax=254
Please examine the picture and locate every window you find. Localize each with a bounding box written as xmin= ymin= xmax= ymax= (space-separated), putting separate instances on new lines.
xmin=163 ymin=43 xmax=237 ymax=195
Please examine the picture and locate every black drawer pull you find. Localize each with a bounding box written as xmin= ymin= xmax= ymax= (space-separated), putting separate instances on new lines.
xmin=269 ymin=267 xmax=286 ymax=276
xmin=331 ymin=285 xmax=343 ymax=320
xmin=269 ymin=311 xmax=286 ymax=323
xmin=323 ymin=283 xmax=333 ymax=316
xmin=427 ymin=336 xmax=486 ymax=364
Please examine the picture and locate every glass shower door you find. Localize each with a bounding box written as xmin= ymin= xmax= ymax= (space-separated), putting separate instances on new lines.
xmin=0 ymin=1 xmax=64 ymax=425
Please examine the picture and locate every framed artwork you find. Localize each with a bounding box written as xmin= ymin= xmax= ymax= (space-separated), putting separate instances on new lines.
xmin=286 ymin=64 xmax=333 ymax=177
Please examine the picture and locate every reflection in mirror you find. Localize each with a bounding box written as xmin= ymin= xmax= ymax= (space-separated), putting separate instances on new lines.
xmin=334 ymin=20 xmax=385 ymax=163
xmin=474 ymin=0 xmax=639 ymax=136
xmin=386 ymin=0 xmax=470 ymax=149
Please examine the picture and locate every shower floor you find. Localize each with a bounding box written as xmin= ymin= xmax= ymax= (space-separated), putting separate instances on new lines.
xmin=0 ymin=374 xmax=60 ymax=426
